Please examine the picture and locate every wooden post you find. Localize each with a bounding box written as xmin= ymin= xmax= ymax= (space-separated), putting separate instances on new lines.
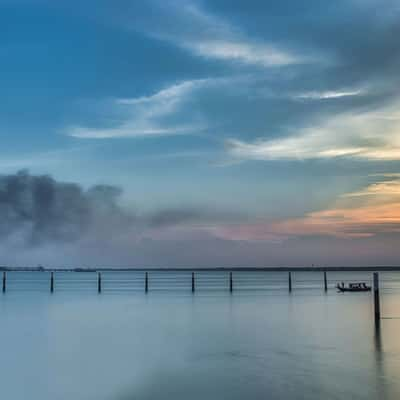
xmin=145 ymin=272 xmax=148 ymax=293
xmin=288 ymin=271 xmax=292 ymax=292
xmin=192 ymin=272 xmax=195 ymax=293
xmin=229 ymin=272 xmax=233 ymax=292
xmin=50 ymin=271 xmax=54 ymax=293
xmin=324 ymin=270 xmax=328 ymax=292
xmin=2 ymin=271 xmax=6 ymax=293
xmin=373 ymin=272 xmax=380 ymax=323
xmin=98 ymin=272 xmax=102 ymax=293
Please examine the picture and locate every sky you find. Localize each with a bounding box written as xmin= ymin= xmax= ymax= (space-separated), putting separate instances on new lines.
xmin=1 ymin=0 xmax=400 ymax=267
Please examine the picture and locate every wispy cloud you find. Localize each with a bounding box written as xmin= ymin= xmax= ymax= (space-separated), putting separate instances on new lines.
xmin=184 ymin=38 xmax=298 ymax=67
xmin=227 ymin=105 xmax=400 ymax=161
xmin=67 ymin=79 xmax=212 ymax=139
xmin=293 ymin=89 xmax=364 ymax=100
xmin=342 ymin=178 xmax=400 ymax=197
xmin=144 ymin=3 xmax=305 ymax=67
xmin=205 ymin=175 xmax=400 ymax=241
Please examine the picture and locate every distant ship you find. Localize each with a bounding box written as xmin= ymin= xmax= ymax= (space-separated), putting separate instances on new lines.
xmin=336 ymin=282 xmax=371 ymax=292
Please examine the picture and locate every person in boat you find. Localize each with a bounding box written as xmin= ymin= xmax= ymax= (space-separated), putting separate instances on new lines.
xmin=336 ymin=282 xmax=345 ymax=290
xmin=337 ymin=282 xmax=371 ymax=291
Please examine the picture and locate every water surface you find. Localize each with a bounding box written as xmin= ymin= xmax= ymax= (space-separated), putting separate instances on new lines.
xmin=1 ymin=271 xmax=400 ymax=399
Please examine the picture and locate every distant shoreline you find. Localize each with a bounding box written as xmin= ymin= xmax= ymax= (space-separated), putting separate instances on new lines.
xmin=1 ymin=266 xmax=400 ymax=272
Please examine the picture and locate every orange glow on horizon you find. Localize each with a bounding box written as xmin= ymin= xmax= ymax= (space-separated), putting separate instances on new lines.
xmin=208 ymin=177 xmax=400 ymax=241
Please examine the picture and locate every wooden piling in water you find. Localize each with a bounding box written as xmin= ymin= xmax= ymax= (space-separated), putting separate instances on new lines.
xmin=50 ymin=272 xmax=54 ymax=293
xmin=373 ymin=272 xmax=380 ymax=323
xmin=229 ymin=272 xmax=233 ymax=292
xmin=288 ymin=272 xmax=292 ymax=292
xmin=324 ymin=270 xmax=328 ymax=292
xmin=98 ymin=272 xmax=102 ymax=293
xmin=2 ymin=271 xmax=6 ymax=293
xmin=145 ymin=272 xmax=148 ymax=293
xmin=192 ymin=272 xmax=195 ymax=293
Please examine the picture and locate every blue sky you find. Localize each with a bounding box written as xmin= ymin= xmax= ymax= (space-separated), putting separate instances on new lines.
xmin=1 ymin=0 xmax=400 ymax=267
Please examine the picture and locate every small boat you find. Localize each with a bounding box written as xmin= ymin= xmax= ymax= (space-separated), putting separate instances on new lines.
xmin=336 ymin=282 xmax=371 ymax=292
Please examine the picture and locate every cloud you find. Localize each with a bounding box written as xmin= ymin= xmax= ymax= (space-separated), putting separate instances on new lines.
xmin=137 ymin=2 xmax=305 ymax=67
xmin=183 ymin=38 xmax=299 ymax=67
xmin=0 ymin=171 xmax=260 ymax=267
xmin=65 ymin=1 xmax=400 ymax=149
xmin=343 ymin=179 xmax=400 ymax=197
xmin=67 ymin=79 xmax=212 ymax=139
xmin=226 ymin=105 xmax=400 ymax=161
xmin=148 ymin=208 xmax=222 ymax=228
xmin=293 ymin=89 xmax=364 ymax=100
xmin=0 ymin=170 xmax=237 ymax=247
xmin=206 ymin=175 xmax=400 ymax=241
xmin=0 ymin=170 xmax=134 ymax=244
xmin=2 ymin=171 xmax=400 ymax=267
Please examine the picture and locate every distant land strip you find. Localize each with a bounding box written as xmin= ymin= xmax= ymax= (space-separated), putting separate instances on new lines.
xmin=1 ymin=266 xmax=400 ymax=272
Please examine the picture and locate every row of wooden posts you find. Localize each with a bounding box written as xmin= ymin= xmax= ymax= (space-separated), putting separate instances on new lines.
xmin=101 ymin=272 xmax=233 ymax=294
xmin=0 ymin=270 xmax=378 ymax=294
xmin=1 ymin=270 xmax=381 ymax=322
xmin=0 ymin=271 xmax=236 ymax=294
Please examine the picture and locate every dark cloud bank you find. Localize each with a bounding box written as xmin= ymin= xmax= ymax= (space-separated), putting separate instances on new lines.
xmin=0 ymin=170 xmax=246 ymax=267
xmin=0 ymin=170 xmax=231 ymax=244
xmin=0 ymin=171 xmax=399 ymax=268
xmin=0 ymin=170 xmax=133 ymax=244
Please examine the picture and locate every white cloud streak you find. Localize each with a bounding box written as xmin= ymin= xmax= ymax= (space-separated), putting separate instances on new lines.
xmin=184 ymin=38 xmax=298 ymax=67
xmin=293 ymin=89 xmax=364 ymax=100
xmin=227 ymin=106 xmax=400 ymax=161
xmin=67 ymin=79 xmax=211 ymax=139
xmin=147 ymin=3 xmax=304 ymax=67
xmin=200 ymin=175 xmax=400 ymax=242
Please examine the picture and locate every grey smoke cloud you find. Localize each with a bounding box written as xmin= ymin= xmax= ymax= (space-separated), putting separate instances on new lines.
xmin=0 ymin=170 xmax=232 ymax=248
xmin=0 ymin=170 xmax=134 ymax=245
xmin=2 ymin=171 xmax=400 ymax=268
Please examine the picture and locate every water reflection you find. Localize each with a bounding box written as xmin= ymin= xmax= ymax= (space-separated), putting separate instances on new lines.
xmin=2 ymin=280 xmax=400 ymax=399
xmin=374 ymin=320 xmax=382 ymax=355
xmin=373 ymin=319 xmax=391 ymax=400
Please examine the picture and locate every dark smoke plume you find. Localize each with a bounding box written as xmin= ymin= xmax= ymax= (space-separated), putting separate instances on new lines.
xmin=0 ymin=170 xmax=133 ymax=245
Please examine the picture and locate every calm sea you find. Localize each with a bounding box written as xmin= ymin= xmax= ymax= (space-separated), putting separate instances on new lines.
xmin=1 ymin=270 xmax=400 ymax=400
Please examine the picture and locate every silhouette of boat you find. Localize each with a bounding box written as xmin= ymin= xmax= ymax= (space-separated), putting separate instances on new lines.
xmin=336 ymin=282 xmax=371 ymax=292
